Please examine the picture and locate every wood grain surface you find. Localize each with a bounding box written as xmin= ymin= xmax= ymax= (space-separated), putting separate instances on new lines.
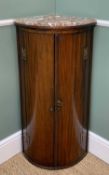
xmin=16 ymin=25 xmax=95 ymax=169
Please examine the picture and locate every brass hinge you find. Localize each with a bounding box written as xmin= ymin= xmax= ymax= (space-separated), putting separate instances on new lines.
xmin=21 ymin=48 xmax=27 ymax=61
xmin=83 ymin=47 xmax=88 ymax=60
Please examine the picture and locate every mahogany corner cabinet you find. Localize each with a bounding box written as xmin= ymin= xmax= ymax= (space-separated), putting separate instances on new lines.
xmin=15 ymin=16 xmax=96 ymax=169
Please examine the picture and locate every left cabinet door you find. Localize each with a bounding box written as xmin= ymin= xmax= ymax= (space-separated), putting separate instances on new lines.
xmin=17 ymin=28 xmax=55 ymax=167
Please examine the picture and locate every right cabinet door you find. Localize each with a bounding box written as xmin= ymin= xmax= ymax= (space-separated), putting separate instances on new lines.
xmin=55 ymin=29 xmax=93 ymax=167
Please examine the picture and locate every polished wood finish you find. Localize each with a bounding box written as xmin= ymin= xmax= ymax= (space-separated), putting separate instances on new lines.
xmin=16 ymin=25 xmax=95 ymax=169
xmin=17 ymin=29 xmax=55 ymax=167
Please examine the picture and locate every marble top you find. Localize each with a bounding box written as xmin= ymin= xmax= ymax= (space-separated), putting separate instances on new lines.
xmin=15 ymin=15 xmax=96 ymax=28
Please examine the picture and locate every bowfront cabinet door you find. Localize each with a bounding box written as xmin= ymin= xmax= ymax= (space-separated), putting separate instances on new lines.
xmin=17 ymin=26 xmax=94 ymax=168
xmin=54 ymin=29 xmax=93 ymax=167
xmin=18 ymin=29 xmax=55 ymax=167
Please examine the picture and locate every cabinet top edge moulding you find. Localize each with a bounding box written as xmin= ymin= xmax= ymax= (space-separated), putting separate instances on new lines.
xmin=15 ymin=15 xmax=96 ymax=29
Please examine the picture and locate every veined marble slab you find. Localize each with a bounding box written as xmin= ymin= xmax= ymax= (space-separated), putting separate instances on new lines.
xmin=15 ymin=15 xmax=96 ymax=28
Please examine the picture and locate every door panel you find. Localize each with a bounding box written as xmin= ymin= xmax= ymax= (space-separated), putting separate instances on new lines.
xmin=19 ymin=30 xmax=55 ymax=167
xmin=55 ymin=31 xmax=92 ymax=166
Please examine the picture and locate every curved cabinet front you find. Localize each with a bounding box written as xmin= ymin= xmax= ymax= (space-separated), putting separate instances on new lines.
xmin=16 ymin=26 xmax=94 ymax=169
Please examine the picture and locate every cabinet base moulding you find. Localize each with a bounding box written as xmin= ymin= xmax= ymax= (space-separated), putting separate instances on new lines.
xmin=0 ymin=130 xmax=109 ymax=165
xmin=24 ymin=152 xmax=87 ymax=170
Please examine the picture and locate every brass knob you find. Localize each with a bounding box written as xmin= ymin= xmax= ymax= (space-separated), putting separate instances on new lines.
xmin=55 ymin=100 xmax=63 ymax=112
xmin=50 ymin=100 xmax=63 ymax=112
xmin=56 ymin=100 xmax=63 ymax=107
